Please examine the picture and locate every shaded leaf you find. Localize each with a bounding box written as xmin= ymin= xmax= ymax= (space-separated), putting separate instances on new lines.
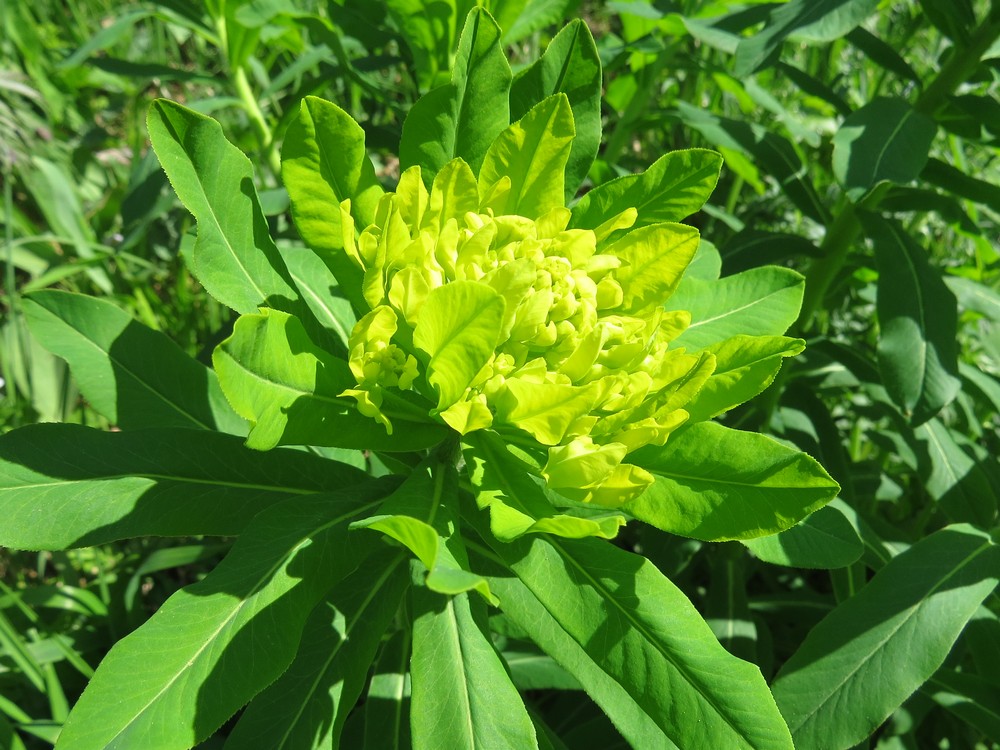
xmin=743 ymin=502 xmax=863 ymax=569
xmin=23 ymin=290 xmax=245 ymax=434
xmin=0 ymin=423 xmax=369 ymax=549
xmin=55 ymin=485 xmax=391 ymax=750
xmin=865 ymin=215 xmax=961 ymax=424
xmin=772 ymin=525 xmax=1000 ymax=750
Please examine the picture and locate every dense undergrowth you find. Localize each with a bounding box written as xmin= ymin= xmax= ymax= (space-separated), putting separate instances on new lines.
xmin=1 ymin=1 xmax=999 ymax=748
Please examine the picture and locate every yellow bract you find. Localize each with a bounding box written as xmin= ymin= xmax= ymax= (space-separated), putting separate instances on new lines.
xmin=340 ymin=157 xmax=717 ymax=507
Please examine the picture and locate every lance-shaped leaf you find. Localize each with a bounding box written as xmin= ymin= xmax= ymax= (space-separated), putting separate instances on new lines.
xmin=626 ymin=421 xmax=839 ymax=541
xmin=914 ymin=418 xmax=997 ymax=526
xmin=734 ymin=0 xmax=880 ymax=75
xmin=352 ymin=459 xmax=495 ymax=603
xmin=510 ymin=19 xmax=601 ymax=200
xmin=743 ymin=502 xmax=863 ymax=569
xmin=684 ymin=335 xmax=805 ymax=422
xmin=833 ymin=98 xmax=936 ymax=202
xmin=412 ymin=280 xmax=505 ymax=411
xmin=569 ymin=149 xmax=723 ymax=240
xmin=147 ymin=99 xmax=298 ymax=313
xmin=478 ymin=94 xmax=575 ymax=219
xmin=23 ymin=290 xmax=246 ymax=434
xmin=865 ymin=215 xmax=961 ymax=425
xmin=772 ymin=525 xmax=1000 ymax=750
xmin=925 ymin=668 xmax=1000 ymax=741
xmin=400 ymin=8 xmax=511 ymax=183
xmin=55 ymin=483 xmax=395 ymax=750
xmin=0 ymin=424 xmax=368 ymax=550
xmin=476 ymin=530 xmax=794 ymax=749
xmin=214 ymin=309 xmax=447 ymax=451
xmin=224 ymin=549 xmax=410 ymax=750
xmin=363 ymin=630 xmax=411 ymax=750
xmin=282 ymin=96 xmax=384 ymax=312
xmin=410 ymin=579 xmax=538 ymax=750
xmin=666 ymin=266 xmax=805 ymax=350
xmin=464 ymin=430 xmax=625 ymax=541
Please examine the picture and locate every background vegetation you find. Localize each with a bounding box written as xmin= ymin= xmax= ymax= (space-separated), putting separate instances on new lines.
xmin=1 ymin=0 xmax=999 ymax=747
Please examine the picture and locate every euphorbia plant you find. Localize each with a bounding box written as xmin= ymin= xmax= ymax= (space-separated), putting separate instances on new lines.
xmin=3 ymin=10 xmax=839 ymax=749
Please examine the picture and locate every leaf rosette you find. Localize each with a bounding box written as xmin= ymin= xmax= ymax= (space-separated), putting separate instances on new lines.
xmin=333 ymin=124 xmax=712 ymax=509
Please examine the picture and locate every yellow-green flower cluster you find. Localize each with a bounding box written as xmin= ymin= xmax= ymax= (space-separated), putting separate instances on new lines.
xmin=339 ymin=158 xmax=716 ymax=507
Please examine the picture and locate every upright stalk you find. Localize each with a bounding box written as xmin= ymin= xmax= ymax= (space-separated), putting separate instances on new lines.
xmin=797 ymin=13 xmax=1000 ymax=333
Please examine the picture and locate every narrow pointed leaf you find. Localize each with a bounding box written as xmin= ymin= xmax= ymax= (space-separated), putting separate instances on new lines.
xmin=23 ymin=290 xmax=245 ymax=434
xmin=478 ymin=531 xmax=794 ymax=749
xmin=684 ymin=335 xmax=804 ymax=422
xmin=510 ymin=20 xmax=601 ymax=199
xmin=225 ymin=550 xmax=410 ymax=750
xmin=667 ymin=266 xmax=804 ymax=349
xmin=865 ymin=216 xmax=961 ymax=424
xmin=772 ymin=525 xmax=1000 ymax=750
xmin=0 ymin=424 xmax=369 ymax=549
xmin=569 ymin=150 xmax=723 ymax=239
xmin=147 ymin=99 xmax=298 ymax=313
xmin=363 ymin=630 xmax=412 ymax=750
xmin=914 ymin=418 xmax=997 ymax=526
xmin=743 ymin=503 xmax=863 ymax=569
xmin=282 ymin=96 xmax=383 ymax=312
xmin=55 ymin=484 xmax=394 ymax=750
xmin=410 ymin=582 xmax=538 ymax=750
xmin=833 ymin=98 xmax=936 ymax=201
xmin=400 ymin=8 xmax=511 ymax=182
xmin=626 ymin=421 xmax=840 ymax=541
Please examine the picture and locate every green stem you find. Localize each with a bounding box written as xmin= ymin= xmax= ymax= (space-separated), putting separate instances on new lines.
xmin=914 ymin=15 xmax=1000 ymax=116
xmin=797 ymin=13 xmax=1000 ymax=333
xmin=232 ymin=65 xmax=281 ymax=179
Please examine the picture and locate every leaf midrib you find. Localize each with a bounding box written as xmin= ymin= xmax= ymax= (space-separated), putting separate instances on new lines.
xmin=785 ymin=539 xmax=994 ymax=736
xmin=97 ymin=498 xmax=381 ymax=748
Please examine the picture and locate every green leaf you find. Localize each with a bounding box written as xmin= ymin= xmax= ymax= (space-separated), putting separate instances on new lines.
xmin=464 ymin=431 xmax=625 ymax=541
xmin=399 ymin=7 xmax=512 ymax=183
xmin=412 ymin=280 xmax=505 ymax=410
xmin=352 ymin=460 xmax=496 ymax=603
xmin=510 ymin=20 xmax=601 ymax=199
xmin=914 ymin=418 xmax=998 ymax=526
xmin=743 ymin=502 xmax=863 ymax=569
xmin=384 ymin=0 xmax=472 ymax=89
xmin=278 ymin=245 xmax=357 ymax=356
xmin=674 ymin=103 xmax=828 ymax=224
xmin=477 ymin=532 xmax=794 ymax=749
xmin=922 ymin=156 xmax=1000 ymax=213
xmin=363 ymin=630 xmax=411 ymax=750
xmin=608 ymin=223 xmax=700 ymax=314
xmin=667 ymin=266 xmax=805 ymax=350
xmin=569 ymin=149 xmax=722 ymax=241
xmin=865 ymin=215 xmax=961 ymax=424
xmin=626 ymin=421 xmax=840 ymax=541
xmin=772 ymin=525 xmax=1000 ymax=750
xmin=147 ymin=99 xmax=298 ymax=313
xmin=499 ymin=0 xmax=580 ymax=44
xmin=224 ymin=549 xmax=410 ymax=750
xmin=55 ymin=485 xmax=390 ymax=750
xmin=832 ymin=98 xmax=937 ymax=202
xmin=479 ymin=94 xmax=575 ymax=219
xmin=282 ymin=96 xmax=384 ymax=313
xmin=410 ymin=581 xmax=538 ymax=750
xmin=925 ymin=668 xmax=1000 ymax=741
xmin=734 ymin=0 xmax=880 ymax=75
xmin=683 ymin=335 xmax=804 ymax=422
xmin=0 ymin=423 xmax=369 ymax=549
xmin=214 ymin=308 xmax=446 ymax=451
xmin=23 ymin=290 xmax=245 ymax=434
xmin=917 ymin=0 xmax=977 ymax=44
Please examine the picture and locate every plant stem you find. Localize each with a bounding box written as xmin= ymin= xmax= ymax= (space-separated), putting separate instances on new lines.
xmin=232 ymin=65 xmax=281 ymax=179
xmin=797 ymin=13 xmax=1000 ymax=333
